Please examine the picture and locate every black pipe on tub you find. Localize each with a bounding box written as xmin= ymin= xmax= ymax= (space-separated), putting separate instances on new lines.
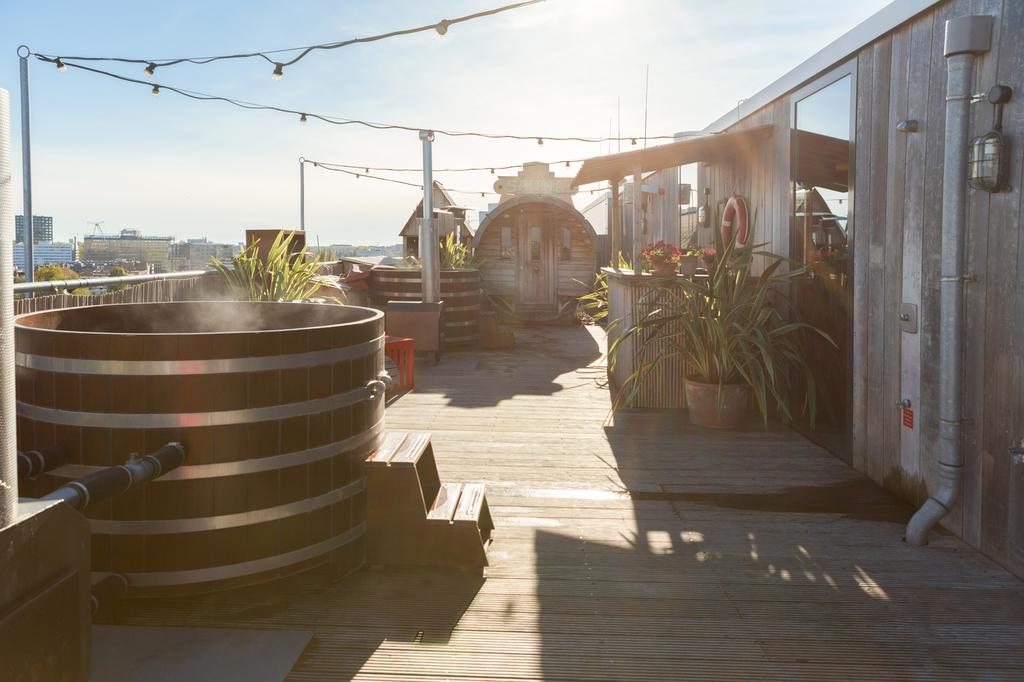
xmin=90 ymin=573 xmax=129 ymax=623
xmin=41 ymin=442 xmax=186 ymax=510
xmin=16 ymin=446 xmax=67 ymax=480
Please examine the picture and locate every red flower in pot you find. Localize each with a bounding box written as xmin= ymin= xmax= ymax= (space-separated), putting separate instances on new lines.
xmin=642 ymin=240 xmax=682 ymax=276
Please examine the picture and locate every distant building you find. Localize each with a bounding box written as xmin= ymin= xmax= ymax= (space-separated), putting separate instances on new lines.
xmin=169 ymin=238 xmax=240 ymax=271
xmin=15 ymin=215 xmax=54 ymax=243
xmin=14 ymin=241 xmax=76 ymax=271
xmin=81 ymin=228 xmax=173 ymax=271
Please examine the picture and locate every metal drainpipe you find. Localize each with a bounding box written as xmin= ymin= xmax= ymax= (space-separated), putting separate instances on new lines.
xmin=906 ymin=16 xmax=992 ymax=546
xmin=0 ymin=89 xmax=15 ymax=527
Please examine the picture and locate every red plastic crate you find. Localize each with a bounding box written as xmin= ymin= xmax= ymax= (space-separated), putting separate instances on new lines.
xmin=384 ymin=336 xmax=415 ymax=392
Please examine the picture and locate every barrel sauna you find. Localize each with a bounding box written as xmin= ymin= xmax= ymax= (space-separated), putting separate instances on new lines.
xmin=371 ymin=268 xmax=482 ymax=347
xmin=14 ymin=301 xmax=385 ymax=595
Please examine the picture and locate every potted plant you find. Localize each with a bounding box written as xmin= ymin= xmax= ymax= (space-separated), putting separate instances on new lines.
xmin=641 ymin=240 xmax=682 ymax=277
xmin=609 ymin=228 xmax=834 ymax=429
xmin=678 ymin=249 xmax=703 ymax=277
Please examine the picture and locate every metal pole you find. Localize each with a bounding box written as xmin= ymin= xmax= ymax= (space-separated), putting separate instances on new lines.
xmin=18 ymin=48 xmax=33 ymax=282
xmin=632 ymin=168 xmax=643 ymax=270
xmin=298 ymin=157 xmax=305 ymax=232
xmin=0 ymin=88 xmax=18 ymax=525
xmin=609 ymin=178 xmax=622 ymax=269
xmin=419 ymin=130 xmax=439 ymax=303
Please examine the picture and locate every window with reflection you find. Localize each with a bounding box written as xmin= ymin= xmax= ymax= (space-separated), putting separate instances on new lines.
xmin=500 ymin=225 xmax=514 ymax=259
xmin=790 ymin=70 xmax=854 ymax=461
xmin=792 ymin=75 xmax=852 ymax=283
xmin=529 ymin=226 xmax=542 ymax=261
xmin=560 ymin=227 xmax=572 ymax=260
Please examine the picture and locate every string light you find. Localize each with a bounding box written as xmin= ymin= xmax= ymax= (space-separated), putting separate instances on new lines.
xmin=272 ymin=63 xmax=284 ymax=80
xmin=35 ymin=56 xmax=677 ymax=144
xmin=309 ymin=162 xmax=614 ymax=197
xmin=151 ymin=85 xmax=160 ymax=96
xmin=54 ymin=57 xmax=67 ymax=72
xmin=32 ymin=1 xmax=543 ymax=75
xmin=299 ymin=113 xmax=307 ymax=123
xmin=630 ymin=138 xmax=637 ymax=146
xmin=303 ymin=158 xmax=585 ymax=174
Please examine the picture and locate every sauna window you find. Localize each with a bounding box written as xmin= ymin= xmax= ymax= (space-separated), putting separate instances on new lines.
xmin=500 ymin=226 xmax=513 ymax=259
xmin=529 ymin=226 xmax=542 ymax=261
xmin=560 ymin=227 xmax=572 ymax=260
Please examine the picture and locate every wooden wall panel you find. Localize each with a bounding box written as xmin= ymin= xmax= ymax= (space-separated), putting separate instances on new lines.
xmin=693 ymin=0 xmax=1024 ymax=578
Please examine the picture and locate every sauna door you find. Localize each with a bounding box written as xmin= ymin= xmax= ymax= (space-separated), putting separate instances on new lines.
xmin=519 ymin=223 xmax=554 ymax=305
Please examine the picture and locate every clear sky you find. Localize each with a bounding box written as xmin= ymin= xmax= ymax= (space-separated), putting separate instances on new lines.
xmin=1 ymin=0 xmax=891 ymax=245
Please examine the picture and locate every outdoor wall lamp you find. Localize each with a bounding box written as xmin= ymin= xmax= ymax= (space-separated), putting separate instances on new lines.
xmin=968 ymin=85 xmax=1012 ymax=193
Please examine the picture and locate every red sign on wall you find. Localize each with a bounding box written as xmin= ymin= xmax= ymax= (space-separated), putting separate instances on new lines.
xmin=902 ymin=407 xmax=914 ymax=429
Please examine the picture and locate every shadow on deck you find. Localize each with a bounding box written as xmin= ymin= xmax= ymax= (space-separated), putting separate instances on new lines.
xmin=116 ymin=325 xmax=1024 ymax=681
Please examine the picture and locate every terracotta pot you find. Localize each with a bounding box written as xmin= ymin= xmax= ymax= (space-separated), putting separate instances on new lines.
xmin=678 ymin=255 xmax=699 ymax=277
xmin=685 ymin=378 xmax=749 ymax=429
xmin=651 ymin=261 xmax=678 ymax=277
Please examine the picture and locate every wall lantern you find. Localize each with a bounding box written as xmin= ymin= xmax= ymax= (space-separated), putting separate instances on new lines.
xmin=968 ymin=85 xmax=1013 ymax=193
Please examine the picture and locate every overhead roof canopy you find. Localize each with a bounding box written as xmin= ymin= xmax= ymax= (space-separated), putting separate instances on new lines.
xmin=572 ymin=125 xmax=772 ymax=187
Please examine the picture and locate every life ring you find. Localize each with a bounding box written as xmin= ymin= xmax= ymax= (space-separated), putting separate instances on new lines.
xmin=720 ymin=195 xmax=749 ymax=248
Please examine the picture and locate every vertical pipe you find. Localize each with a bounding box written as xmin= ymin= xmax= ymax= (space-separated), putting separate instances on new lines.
xmin=906 ymin=15 xmax=992 ymax=546
xmin=0 ymin=88 xmax=18 ymax=526
xmin=419 ymin=130 xmax=439 ymax=303
xmin=18 ymin=50 xmax=33 ymax=282
xmin=609 ymin=178 xmax=622 ymax=268
xmin=632 ymin=169 xmax=643 ymax=270
xmin=299 ymin=157 xmax=305 ymax=232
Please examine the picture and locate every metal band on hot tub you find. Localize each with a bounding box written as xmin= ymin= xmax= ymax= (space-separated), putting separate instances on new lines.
xmin=46 ymin=417 xmax=383 ymax=481
xmin=15 ymin=335 xmax=384 ymax=376
xmin=90 ymin=477 xmax=366 ymax=534
xmin=17 ymin=381 xmax=383 ymax=429
xmin=121 ymin=522 xmax=367 ymax=587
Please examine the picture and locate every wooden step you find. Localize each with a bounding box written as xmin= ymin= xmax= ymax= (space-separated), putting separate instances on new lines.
xmin=389 ymin=432 xmax=431 ymax=466
xmin=365 ymin=431 xmax=408 ymax=466
xmin=365 ymin=431 xmax=431 ymax=467
xmin=426 ymin=482 xmax=463 ymax=524
xmin=453 ymin=483 xmax=486 ymax=524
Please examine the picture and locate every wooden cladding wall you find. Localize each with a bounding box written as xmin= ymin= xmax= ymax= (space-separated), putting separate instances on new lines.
xmin=699 ymin=0 xmax=1024 ymax=578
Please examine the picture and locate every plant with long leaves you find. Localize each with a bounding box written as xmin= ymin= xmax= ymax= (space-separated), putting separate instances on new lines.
xmin=438 ymin=232 xmax=482 ymax=270
xmin=211 ymin=231 xmax=341 ymax=302
xmin=609 ymin=220 xmax=834 ymax=427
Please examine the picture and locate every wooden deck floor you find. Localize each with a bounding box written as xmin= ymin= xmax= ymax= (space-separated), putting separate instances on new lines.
xmin=119 ymin=326 xmax=1024 ymax=681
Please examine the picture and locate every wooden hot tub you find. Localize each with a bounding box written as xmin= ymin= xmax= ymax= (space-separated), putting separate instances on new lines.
xmin=14 ymin=301 xmax=385 ymax=595
xmin=371 ymin=268 xmax=482 ymax=347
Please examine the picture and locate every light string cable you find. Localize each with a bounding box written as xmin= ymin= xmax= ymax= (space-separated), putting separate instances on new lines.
xmin=35 ymin=0 xmax=546 ymax=78
xmin=31 ymin=59 xmax=675 ymax=144
xmin=306 ymin=158 xmax=590 ymax=174
xmin=309 ymin=162 xmax=615 ymax=196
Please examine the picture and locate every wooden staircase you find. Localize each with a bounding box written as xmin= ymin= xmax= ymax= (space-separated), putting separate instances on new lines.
xmin=364 ymin=431 xmax=493 ymax=573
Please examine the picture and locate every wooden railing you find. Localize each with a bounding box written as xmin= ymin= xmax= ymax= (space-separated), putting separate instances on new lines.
xmin=14 ymin=272 xmax=223 ymax=315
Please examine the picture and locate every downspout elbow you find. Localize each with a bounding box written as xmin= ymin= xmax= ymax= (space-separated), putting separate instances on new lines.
xmin=905 ymin=458 xmax=962 ymax=546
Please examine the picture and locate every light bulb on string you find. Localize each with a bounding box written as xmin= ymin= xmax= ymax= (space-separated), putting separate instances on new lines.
xmin=435 ymin=19 xmax=449 ymax=36
xmin=537 ymin=138 xmax=544 ymax=146
xmin=144 ymin=63 xmax=157 ymax=77
xmin=272 ymin=63 xmax=284 ymax=80
xmin=299 ymin=113 xmax=307 ymax=123
xmin=630 ymin=138 xmax=637 ymax=146
xmin=54 ymin=57 xmax=67 ymax=72
xmin=151 ymin=85 xmax=160 ymax=96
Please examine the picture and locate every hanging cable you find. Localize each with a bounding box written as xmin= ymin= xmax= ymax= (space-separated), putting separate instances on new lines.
xmin=31 ymin=56 xmax=677 ymax=144
xmin=33 ymin=1 xmax=545 ymax=76
xmin=304 ymin=158 xmax=587 ymax=173
xmin=310 ymin=162 xmax=614 ymax=196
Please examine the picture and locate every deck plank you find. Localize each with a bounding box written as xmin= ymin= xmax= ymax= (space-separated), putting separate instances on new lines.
xmin=115 ymin=326 xmax=1024 ymax=681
